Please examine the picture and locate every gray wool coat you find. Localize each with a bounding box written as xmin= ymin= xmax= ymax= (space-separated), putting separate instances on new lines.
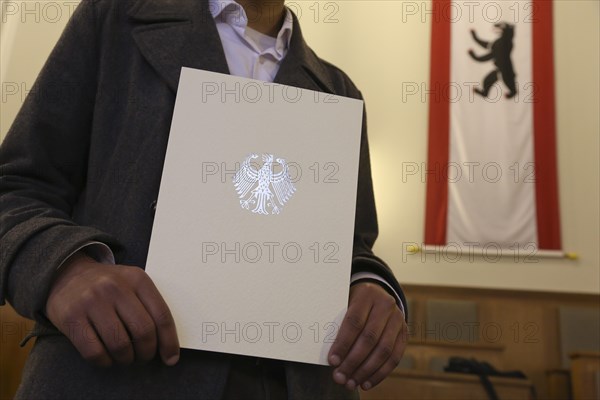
xmin=0 ymin=0 xmax=406 ymax=398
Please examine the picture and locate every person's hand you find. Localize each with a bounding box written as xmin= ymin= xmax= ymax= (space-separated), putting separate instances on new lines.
xmin=328 ymin=282 xmax=407 ymax=391
xmin=45 ymin=251 xmax=179 ymax=367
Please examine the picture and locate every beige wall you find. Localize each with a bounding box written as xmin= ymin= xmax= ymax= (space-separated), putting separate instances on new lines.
xmin=1 ymin=1 xmax=598 ymax=294
xmin=299 ymin=0 xmax=599 ymax=295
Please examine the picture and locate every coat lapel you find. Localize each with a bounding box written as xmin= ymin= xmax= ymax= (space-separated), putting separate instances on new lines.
xmin=127 ymin=0 xmax=336 ymax=95
xmin=127 ymin=0 xmax=230 ymax=92
xmin=273 ymin=12 xmax=336 ymax=95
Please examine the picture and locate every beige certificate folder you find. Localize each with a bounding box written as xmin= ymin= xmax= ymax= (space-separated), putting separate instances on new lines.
xmin=145 ymin=68 xmax=364 ymax=365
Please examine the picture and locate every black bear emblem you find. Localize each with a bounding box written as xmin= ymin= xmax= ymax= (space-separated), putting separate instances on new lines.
xmin=469 ymin=22 xmax=517 ymax=99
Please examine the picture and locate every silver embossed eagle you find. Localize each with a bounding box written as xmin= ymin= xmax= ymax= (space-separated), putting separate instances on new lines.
xmin=233 ymin=153 xmax=296 ymax=215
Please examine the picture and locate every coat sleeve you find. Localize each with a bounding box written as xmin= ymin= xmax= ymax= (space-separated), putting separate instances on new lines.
xmin=0 ymin=0 xmax=121 ymax=321
xmin=351 ymin=102 xmax=408 ymax=319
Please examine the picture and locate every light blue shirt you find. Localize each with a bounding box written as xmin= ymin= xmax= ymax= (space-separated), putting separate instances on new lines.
xmin=209 ymin=0 xmax=292 ymax=82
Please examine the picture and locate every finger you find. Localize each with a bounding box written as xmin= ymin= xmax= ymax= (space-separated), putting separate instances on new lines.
xmin=88 ymin=305 xmax=134 ymax=365
xmin=69 ymin=319 xmax=112 ymax=367
xmin=349 ymin=309 xmax=405 ymax=387
xmin=334 ymin=299 xmax=395 ymax=388
xmin=361 ymin=330 xmax=407 ymax=391
xmin=328 ymin=291 xmax=373 ymax=368
xmin=135 ymin=273 xmax=180 ymax=365
xmin=116 ymin=293 xmax=158 ymax=363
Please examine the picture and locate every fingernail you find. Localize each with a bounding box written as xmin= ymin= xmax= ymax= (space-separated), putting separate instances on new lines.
xmin=346 ymin=379 xmax=356 ymax=390
xmin=329 ymin=354 xmax=341 ymax=367
xmin=334 ymin=371 xmax=346 ymax=384
xmin=165 ymin=354 xmax=179 ymax=366
xmin=362 ymin=381 xmax=372 ymax=390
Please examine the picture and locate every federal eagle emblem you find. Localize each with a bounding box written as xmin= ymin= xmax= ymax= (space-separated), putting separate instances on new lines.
xmin=233 ymin=153 xmax=296 ymax=215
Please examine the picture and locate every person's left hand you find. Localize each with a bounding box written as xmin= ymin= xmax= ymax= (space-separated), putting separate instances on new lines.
xmin=328 ymin=282 xmax=407 ymax=391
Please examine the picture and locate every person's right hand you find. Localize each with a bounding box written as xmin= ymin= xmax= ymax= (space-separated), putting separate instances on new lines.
xmin=45 ymin=251 xmax=180 ymax=367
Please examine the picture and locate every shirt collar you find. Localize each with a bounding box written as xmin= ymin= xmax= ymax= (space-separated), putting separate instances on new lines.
xmin=209 ymin=0 xmax=292 ymax=58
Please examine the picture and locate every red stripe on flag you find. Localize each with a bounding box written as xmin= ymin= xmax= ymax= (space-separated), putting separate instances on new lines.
xmin=424 ymin=0 xmax=451 ymax=245
xmin=532 ymin=0 xmax=561 ymax=249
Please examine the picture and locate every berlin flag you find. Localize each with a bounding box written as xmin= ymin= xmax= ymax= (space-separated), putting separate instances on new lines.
xmin=424 ymin=0 xmax=561 ymax=254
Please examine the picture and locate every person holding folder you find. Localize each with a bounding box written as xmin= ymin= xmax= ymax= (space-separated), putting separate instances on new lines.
xmin=0 ymin=0 xmax=408 ymax=398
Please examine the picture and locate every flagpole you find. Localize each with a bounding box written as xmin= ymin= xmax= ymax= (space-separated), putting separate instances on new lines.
xmin=406 ymin=245 xmax=578 ymax=260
